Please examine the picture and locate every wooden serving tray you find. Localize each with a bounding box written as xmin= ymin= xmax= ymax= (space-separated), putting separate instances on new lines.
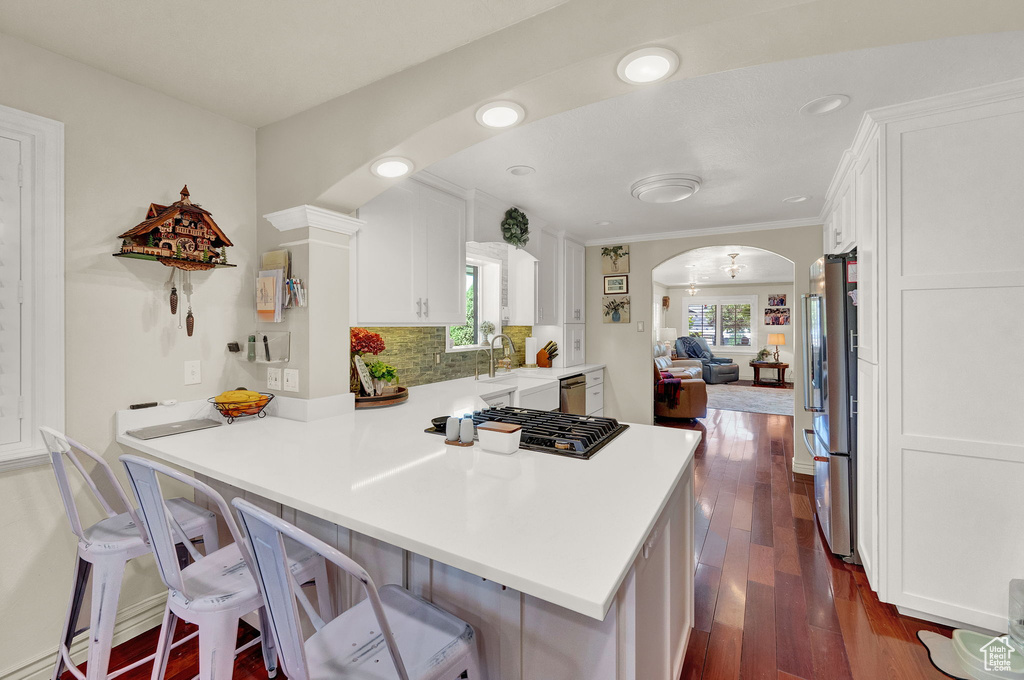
xmin=354 ymin=386 xmax=409 ymax=409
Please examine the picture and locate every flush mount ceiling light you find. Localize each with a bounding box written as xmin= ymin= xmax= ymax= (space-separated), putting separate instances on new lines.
xmin=799 ymin=94 xmax=850 ymax=116
xmin=720 ymin=252 xmax=747 ymax=279
xmin=617 ymin=47 xmax=679 ymax=85
xmin=370 ymin=156 xmax=413 ymax=178
xmin=782 ymin=195 xmax=810 ymax=203
xmin=476 ymin=101 xmax=525 ymax=128
xmin=630 ymin=174 xmax=701 ymax=203
xmin=595 ymin=220 xmax=613 ymax=226
xmin=507 ymin=165 xmax=535 ymax=176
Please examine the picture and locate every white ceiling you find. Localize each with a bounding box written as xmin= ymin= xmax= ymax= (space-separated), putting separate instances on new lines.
xmin=653 ymin=245 xmax=793 ymax=287
xmin=424 ymin=32 xmax=1024 ymax=243
xmin=0 ymin=0 xmax=567 ymax=127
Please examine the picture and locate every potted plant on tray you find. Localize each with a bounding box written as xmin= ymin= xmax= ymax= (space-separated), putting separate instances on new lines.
xmin=366 ymin=360 xmax=399 ymax=396
xmin=350 ymin=327 xmax=386 ymax=394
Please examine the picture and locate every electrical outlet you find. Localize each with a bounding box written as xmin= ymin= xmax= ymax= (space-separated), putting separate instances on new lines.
xmin=637 ymin=321 xmax=645 ymax=333
xmin=267 ymin=367 xmax=282 ymax=390
xmin=283 ymin=369 xmax=299 ymax=392
xmin=183 ymin=360 xmax=201 ymax=385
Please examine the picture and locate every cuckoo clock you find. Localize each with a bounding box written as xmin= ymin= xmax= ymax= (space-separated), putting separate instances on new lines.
xmin=114 ymin=186 xmax=236 ymax=337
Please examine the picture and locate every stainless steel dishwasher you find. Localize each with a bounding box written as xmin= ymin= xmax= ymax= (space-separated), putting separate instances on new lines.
xmin=559 ymin=374 xmax=587 ymax=415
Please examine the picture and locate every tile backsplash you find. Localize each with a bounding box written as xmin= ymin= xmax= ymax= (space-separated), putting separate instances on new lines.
xmin=360 ymin=326 xmax=533 ymax=387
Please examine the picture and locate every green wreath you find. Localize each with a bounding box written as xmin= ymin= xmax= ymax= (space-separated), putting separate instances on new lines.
xmin=501 ymin=207 xmax=530 ymax=249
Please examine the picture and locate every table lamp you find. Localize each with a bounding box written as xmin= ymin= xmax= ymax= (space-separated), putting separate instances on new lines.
xmin=768 ymin=333 xmax=786 ymax=361
xmin=659 ymin=327 xmax=678 ymax=343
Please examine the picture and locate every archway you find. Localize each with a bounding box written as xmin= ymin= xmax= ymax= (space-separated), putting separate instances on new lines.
xmin=651 ymin=245 xmax=797 ymax=422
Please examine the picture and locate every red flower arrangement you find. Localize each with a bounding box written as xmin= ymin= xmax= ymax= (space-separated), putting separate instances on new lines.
xmin=351 ymin=327 xmax=386 ymax=356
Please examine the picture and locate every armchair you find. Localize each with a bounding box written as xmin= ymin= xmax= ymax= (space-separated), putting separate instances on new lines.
xmin=675 ymin=336 xmax=740 ymax=384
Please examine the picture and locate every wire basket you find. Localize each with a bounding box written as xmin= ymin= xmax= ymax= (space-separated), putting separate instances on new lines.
xmin=208 ymin=393 xmax=274 ymax=423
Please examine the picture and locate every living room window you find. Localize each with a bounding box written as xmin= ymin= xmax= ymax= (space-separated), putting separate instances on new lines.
xmin=686 ymin=295 xmax=757 ymax=349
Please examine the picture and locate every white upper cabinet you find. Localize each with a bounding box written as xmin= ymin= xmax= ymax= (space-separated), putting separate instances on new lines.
xmin=853 ymin=131 xmax=880 ymax=364
xmin=823 ymin=155 xmax=857 ymax=255
xmin=355 ymin=179 xmax=466 ymax=325
xmin=535 ymin=230 xmax=558 ymax=325
xmin=563 ymin=238 xmax=586 ymax=323
xmin=563 ymin=324 xmax=586 ymax=368
xmin=507 ymin=246 xmax=537 ymax=326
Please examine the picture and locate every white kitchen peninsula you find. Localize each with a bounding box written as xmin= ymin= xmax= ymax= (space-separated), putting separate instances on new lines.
xmin=117 ymin=377 xmax=699 ymax=680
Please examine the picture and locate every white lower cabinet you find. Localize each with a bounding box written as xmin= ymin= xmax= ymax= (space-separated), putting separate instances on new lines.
xmin=585 ymin=369 xmax=604 ymax=415
xmin=483 ymin=389 xmax=513 ymax=409
xmin=517 ymin=384 xmax=559 ymax=410
xmin=219 ymin=463 xmax=694 ymax=680
xmin=564 ymin=324 xmax=586 ymax=367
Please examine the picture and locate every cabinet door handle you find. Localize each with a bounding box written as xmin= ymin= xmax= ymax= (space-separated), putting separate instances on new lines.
xmin=416 ymin=298 xmax=422 ymax=317
xmin=424 ymin=298 xmax=429 ymax=318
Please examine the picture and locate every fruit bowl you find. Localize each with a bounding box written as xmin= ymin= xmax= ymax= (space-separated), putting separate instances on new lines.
xmin=209 ymin=389 xmax=274 ymax=423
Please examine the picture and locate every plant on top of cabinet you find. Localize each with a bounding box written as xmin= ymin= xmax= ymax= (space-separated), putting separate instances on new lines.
xmin=501 ymin=207 xmax=530 ymax=248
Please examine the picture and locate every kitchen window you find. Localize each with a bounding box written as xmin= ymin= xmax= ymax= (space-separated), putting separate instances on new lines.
xmin=448 ymin=264 xmax=480 ymax=348
xmin=686 ymin=295 xmax=757 ymax=349
xmin=447 ymin=255 xmax=501 ymax=352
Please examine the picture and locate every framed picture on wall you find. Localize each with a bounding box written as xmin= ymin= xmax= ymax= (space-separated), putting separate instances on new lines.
xmin=767 ymin=294 xmax=787 ymax=307
xmin=603 ymin=275 xmax=628 ymax=294
xmin=600 ymin=245 xmax=629 ymax=274
xmin=765 ymin=308 xmax=791 ymax=325
xmin=603 ymin=296 xmax=630 ymax=323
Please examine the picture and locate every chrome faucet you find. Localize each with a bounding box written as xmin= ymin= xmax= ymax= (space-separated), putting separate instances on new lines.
xmin=489 ymin=333 xmax=517 ymax=378
xmin=474 ymin=348 xmax=492 ymax=381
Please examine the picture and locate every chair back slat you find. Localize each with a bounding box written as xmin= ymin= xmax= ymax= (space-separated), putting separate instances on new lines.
xmin=121 ymin=457 xmax=187 ymax=593
xmin=40 ymin=427 xmax=137 ymax=544
xmin=233 ymin=498 xmax=411 ymax=680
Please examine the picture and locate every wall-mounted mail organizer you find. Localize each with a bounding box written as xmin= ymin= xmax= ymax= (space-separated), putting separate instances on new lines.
xmin=257 ymin=249 xmax=308 ymax=323
xmin=240 ymin=331 xmax=290 ymax=364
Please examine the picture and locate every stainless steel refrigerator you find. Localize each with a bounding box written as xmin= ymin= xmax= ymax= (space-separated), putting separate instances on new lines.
xmin=801 ymin=253 xmax=859 ymax=563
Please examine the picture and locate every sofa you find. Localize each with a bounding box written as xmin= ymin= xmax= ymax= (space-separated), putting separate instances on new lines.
xmin=653 ymin=342 xmax=708 ymax=419
xmin=675 ymin=336 xmax=740 ymax=384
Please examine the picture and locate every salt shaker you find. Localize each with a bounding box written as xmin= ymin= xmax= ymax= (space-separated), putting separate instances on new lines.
xmin=445 ymin=417 xmax=459 ymax=442
xmin=459 ymin=417 xmax=475 ymax=444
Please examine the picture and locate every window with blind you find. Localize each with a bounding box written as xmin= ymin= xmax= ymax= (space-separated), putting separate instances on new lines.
xmin=0 ymin=105 xmax=64 ymax=470
xmin=686 ymin=295 xmax=757 ymax=349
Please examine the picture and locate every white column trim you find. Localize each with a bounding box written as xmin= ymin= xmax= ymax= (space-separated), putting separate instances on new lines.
xmin=263 ymin=204 xmax=365 ymax=235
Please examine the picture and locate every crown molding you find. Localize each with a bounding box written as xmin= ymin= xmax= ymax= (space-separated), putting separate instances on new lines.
xmin=583 ymin=217 xmax=820 ymax=247
xmin=411 ymin=170 xmax=471 ymax=199
xmin=263 ymin=204 xmax=365 ymax=235
xmin=866 ymin=76 xmax=1024 ymax=124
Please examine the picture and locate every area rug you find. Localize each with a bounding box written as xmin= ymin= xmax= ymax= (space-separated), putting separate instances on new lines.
xmin=705 ymin=383 xmax=795 ymax=416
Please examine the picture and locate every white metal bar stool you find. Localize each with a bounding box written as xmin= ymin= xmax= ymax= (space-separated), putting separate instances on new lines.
xmin=40 ymin=427 xmax=220 ymax=680
xmin=233 ymin=497 xmax=485 ymax=680
xmin=120 ymin=455 xmax=333 ymax=680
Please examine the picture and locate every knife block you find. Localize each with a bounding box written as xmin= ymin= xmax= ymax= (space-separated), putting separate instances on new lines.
xmin=536 ymin=349 xmax=552 ymax=368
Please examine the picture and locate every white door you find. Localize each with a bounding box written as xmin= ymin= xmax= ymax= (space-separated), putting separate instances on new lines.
xmin=421 ymin=184 xmax=467 ymax=324
xmin=0 ymin=135 xmax=22 ymax=446
xmin=356 ymin=182 xmax=424 ymax=324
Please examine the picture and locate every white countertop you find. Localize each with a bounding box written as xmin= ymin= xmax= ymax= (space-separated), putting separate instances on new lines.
xmin=116 ymin=369 xmax=697 ymax=620
xmin=514 ymin=363 xmax=605 ymax=380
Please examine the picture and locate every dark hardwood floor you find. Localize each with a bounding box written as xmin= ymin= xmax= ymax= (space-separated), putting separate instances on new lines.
xmin=65 ymin=408 xmax=947 ymax=680
xmin=657 ymin=408 xmax=951 ymax=680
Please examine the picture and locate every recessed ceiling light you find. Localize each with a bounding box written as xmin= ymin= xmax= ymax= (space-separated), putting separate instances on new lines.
xmin=782 ymin=195 xmax=810 ymax=203
xmin=507 ymin=165 xmax=535 ymax=176
xmin=630 ymin=174 xmax=701 ymax=203
xmin=476 ymin=101 xmax=525 ymax=128
xmin=370 ymin=156 xmax=413 ymax=178
xmin=799 ymin=94 xmax=850 ymax=116
xmin=617 ymin=47 xmax=679 ymax=84
xmin=595 ymin=220 xmax=613 ymax=226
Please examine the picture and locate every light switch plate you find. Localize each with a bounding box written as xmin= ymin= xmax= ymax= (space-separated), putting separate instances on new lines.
xmin=267 ymin=367 xmax=282 ymax=390
xmin=637 ymin=321 xmax=645 ymax=333
xmin=183 ymin=360 xmax=201 ymax=385
xmin=283 ymin=368 xmax=299 ymax=392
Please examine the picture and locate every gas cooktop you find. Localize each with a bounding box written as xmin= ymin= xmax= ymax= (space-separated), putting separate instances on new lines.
xmin=427 ymin=407 xmax=629 ymax=460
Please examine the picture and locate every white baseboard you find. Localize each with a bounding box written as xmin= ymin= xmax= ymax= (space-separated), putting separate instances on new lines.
xmin=791 ymin=459 xmax=814 ymax=476
xmin=273 ymin=393 xmax=354 ymax=421
xmin=1 ymin=592 xmax=167 ymax=680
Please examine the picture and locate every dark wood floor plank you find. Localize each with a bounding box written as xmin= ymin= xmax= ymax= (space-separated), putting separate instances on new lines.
xmin=797 ymin=547 xmax=842 ymax=633
xmin=808 ymin=625 xmax=853 ymax=680
xmin=739 ymin=581 xmax=776 ymax=680
xmin=695 ymin=562 xmax=723 ymax=633
xmin=681 ymin=629 xmax=711 ymax=680
xmin=750 ymin=482 xmax=775 ymax=547
xmin=714 ymin=527 xmax=751 ymax=629
xmin=747 ymin=543 xmax=775 ymax=587
xmin=775 ymin=570 xmax=816 ymax=680
xmin=701 ymin=491 xmax=737 ymax=569
xmin=703 ymin=623 xmax=743 ymax=680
